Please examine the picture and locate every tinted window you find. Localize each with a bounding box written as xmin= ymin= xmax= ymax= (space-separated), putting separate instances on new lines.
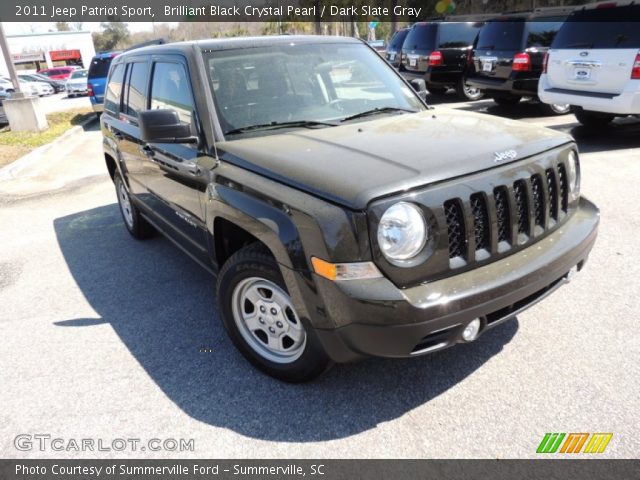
xmin=104 ymin=63 xmax=124 ymax=114
xmin=88 ymin=57 xmax=114 ymax=79
xmin=476 ymin=20 xmax=525 ymax=50
xmin=403 ymin=23 xmax=438 ymax=51
xmin=123 ymin=62 xmax=148 ymax=118
xmin=150 ymin=62 xmax=194 ymax=125
xmin=389 ymin=29 xmax=409 ymax=50
xmin=553 ymin=6 xmax=640 ymax=49
xmin=525 ymin=18 xmax=565 ymax=48
xmin=437 ymin=22 xmax=482 ymax=49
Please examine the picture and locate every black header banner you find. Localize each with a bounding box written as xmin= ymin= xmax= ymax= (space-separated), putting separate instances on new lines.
xmin=1 ymin=0 xmax=598 ymax=23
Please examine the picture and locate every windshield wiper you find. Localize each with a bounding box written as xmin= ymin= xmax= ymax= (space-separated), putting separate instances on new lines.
xmin=340 ymin=107 xmax=417 ymax=123
xmin=224 ymin=120 xmax=338 ymax=136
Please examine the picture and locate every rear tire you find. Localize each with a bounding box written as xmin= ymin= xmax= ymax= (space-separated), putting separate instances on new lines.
xmin=574 ymin=109 xmax=614 ymax=128
xmin=455 ymin=77 xmax=484 ymax=101
xmin=114 ymin=172 xmax=154 ymax=240
xmin=427 ymin=85 xmax=448 ymax=95
xmin=493 ymin=95 xmax=521 ymax=106
xmin=217 ymin=243 xmax=333 ymax=382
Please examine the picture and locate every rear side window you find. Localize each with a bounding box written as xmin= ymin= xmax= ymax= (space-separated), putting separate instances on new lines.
xmin=123 ymin=62 xmax=148 ymax=118
xmin=476 ymin=20 xmax=525 ymax=50
xmin=525 ymin=18 xmax=566 ymax=47
xmin=437 ymin=22 xmax=482 ymax=49
xmin=88 ymin=57 xmax=113 ymax=79
xmin=104 ymin=63 xmax=124 ymax=115
xmin=389 ymin=29 xmax=409 ymax=50
xmin=150 ymin=62 xmax=194 ymax=125
xmin=403 ymin=23 xmax=438 ymax=50
xmin=553 ymin=6 xmax=640 ymax=49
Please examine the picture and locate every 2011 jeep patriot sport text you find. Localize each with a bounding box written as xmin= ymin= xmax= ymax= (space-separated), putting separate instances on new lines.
xmin=101 ymin=36 xmax=599 ymax=382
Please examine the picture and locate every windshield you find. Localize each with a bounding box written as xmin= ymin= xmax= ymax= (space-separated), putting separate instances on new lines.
xmin=553 ymin=7 xmax=640 ymax=49
xmin=70 ymin=70 xmax=88 ymax=79
xmin=203 ymin=42 xmax=424 ymax=138
xmin=476 ymin=20 xmax=525 ymax=51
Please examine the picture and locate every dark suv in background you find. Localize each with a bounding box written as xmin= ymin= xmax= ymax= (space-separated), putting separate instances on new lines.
xmin=385 ymin=27 xmax=410 ymax=69
xmin=468 ymin=8 xmax=574 ymax=113
xmin=401 ymin=19 xmax=487 ymax=100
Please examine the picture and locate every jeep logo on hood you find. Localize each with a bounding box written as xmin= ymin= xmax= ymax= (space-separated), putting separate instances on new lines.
xmin=494 ymin=150 xmax=518 ymax=162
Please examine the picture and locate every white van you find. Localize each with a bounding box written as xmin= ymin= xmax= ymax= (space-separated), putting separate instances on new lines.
xmin=539 ymin=1 xmax=640 ymax=127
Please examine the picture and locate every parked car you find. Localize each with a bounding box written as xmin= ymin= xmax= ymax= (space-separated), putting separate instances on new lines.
xmin=19 ymin=73 xmax=66 ymax=93
xmin=0 ymin=77 xmax=42 ymax=96
xmin=385 ymin=28 xmax=410 ymax=68
xmin=37 ymin=66 xmax=79 ymax=80
xmin=88 ymin=52 xmax=119 ymax=114
xmin=422 ymin=20 xmax=487 ymax=100
xmin=23 ymin=79 xmax=54 ymax=96
xmin=0 ymin=85 xmax=10 ymax=104
xmin=539 ymin=1 xmax=640 ymax=127
xmin=66 ymin=69 xmax=89 ymax=97
xmin=101 ymin=36 xmax=598 ymax=382
xmin=468 ymin=8 xmax=575 ymax=114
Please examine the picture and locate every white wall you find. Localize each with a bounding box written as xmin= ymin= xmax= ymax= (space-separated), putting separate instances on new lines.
xmin=0 ymin=31 xmax=95 ymax=75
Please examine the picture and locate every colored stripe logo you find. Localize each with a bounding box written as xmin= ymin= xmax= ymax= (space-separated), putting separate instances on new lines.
xmin=537 ymin=433 xmax=612 ymax=454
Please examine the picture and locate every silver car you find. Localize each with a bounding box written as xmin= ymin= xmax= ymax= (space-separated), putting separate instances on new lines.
xmin=66 ymin=69 xmax=89 ymax=97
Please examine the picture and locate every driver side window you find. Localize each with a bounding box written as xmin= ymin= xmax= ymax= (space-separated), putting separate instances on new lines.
xmin=150 ymin=62 xmax=194 ymax=126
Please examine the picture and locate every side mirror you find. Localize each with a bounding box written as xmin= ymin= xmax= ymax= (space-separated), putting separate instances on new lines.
xmin=138 ymin=109 xmax=198 ymax=144
xmin=409 ymin=78 xmax=427 ymax=102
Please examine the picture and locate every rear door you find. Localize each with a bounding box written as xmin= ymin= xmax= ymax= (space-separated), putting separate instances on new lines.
xmin=474 ymin=19 xmax=525 ymax=80
xmin=546 ymin=5 xmax=640 ymax=94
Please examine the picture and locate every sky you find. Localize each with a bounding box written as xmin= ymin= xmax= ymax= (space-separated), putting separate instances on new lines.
xmin=3 ymin=22 xmax=171 ymax=36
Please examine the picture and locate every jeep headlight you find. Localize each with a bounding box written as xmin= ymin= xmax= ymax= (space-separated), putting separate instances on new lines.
xmin=377 ymin=202 xmax=427 ymax=262
xmin=567 ymin=150 xmax=580 ymax=201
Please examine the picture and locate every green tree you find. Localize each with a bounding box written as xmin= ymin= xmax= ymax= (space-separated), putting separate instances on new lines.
xmin=92 ymin=22 xmax=130 ymax=52
xmin=55 ymin=22 xmax=71 ymax=31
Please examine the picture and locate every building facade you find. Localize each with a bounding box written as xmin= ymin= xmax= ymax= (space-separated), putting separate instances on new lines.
xmin=0 ymin=30 xmax=96 ymax=75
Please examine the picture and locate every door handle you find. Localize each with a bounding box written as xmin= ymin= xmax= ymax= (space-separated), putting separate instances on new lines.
xmin=139 ymin=145 xmax=154 ymax=157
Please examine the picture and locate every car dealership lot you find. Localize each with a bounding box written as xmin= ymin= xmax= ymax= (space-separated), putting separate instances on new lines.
xmin=0 ymin=98 xmax=638 ymax=458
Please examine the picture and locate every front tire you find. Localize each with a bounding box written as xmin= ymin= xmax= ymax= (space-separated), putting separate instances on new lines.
xmin=540 ymin=102 xmax=571 ymax=115
xmin=217 ymin=244 xmax=332 ymax=382
xmin=114 ymin=172 xmax=154 ymax=239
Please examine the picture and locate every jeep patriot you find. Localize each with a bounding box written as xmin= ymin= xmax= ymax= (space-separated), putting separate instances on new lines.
xmin=101 ymin=36 xmax=599 ymax=381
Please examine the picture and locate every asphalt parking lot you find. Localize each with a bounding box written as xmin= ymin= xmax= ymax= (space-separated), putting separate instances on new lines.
xmin=0 ymin=94 xmax=638 ymax=459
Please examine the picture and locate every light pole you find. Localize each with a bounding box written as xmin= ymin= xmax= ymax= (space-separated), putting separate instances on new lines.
xmin=0 ymin=22 xmax=22 ymax=97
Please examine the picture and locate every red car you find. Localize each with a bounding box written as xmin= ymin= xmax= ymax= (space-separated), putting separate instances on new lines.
xmin=37 ymin=66 xmax=79 ymax=80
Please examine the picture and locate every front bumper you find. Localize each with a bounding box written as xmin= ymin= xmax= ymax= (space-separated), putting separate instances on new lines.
xmin=305 ymin=197 xmax=598 ymax=362
xmin=467 ymin=74 xmax=539 ymax=97
xmin=539 ymin=75 xmax=640 ymax=115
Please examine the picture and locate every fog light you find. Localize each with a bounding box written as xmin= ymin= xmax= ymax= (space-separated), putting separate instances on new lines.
xmin=462 ymin=319 xmax=481 ymax=342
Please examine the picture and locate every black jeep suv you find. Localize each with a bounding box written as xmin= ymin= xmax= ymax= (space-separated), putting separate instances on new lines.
xmin=102 ymin=36 xmax=598 ymax=382
xmin=468 ymin=8 xmax=574 ymax=113
xmin=401 ymin=19 xmax=487 ymax=100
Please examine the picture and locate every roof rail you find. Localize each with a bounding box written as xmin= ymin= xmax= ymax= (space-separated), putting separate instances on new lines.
xmin=124 ymin=38 xmax=166 ymax=52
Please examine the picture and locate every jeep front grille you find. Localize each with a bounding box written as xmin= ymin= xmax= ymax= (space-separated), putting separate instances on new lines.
xmin=444 ymin=161 xmax=570 ymax=263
